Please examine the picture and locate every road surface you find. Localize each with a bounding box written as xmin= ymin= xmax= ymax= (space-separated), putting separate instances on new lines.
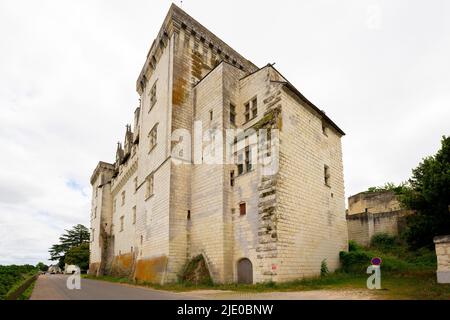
xmin=30 ymin=274 xmax=375 ymax=300
xmin=30 ymin=274 xmax=199 ymax=300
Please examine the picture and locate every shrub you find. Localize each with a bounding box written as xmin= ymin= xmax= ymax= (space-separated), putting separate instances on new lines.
xmin=348 ymin=240 xmax=362 ymax=252
xmin=370 ymin=233 xmax=397 ymax=249
xmin=320 ymin=259 xmax=329 ymax=276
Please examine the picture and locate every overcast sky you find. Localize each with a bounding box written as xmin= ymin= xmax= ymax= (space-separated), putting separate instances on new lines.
xmin=1 ymin=0 xmax=449 ymax=265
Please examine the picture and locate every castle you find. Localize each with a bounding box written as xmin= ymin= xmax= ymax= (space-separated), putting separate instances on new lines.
xmin=89 ymin=4 xmax=347 ymax=284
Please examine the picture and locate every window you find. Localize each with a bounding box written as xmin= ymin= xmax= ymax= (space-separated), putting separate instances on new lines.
xmin=187 ymin=210 xmax=191 ymax=220
xmin=140 ymin=235 xmax=143 ymax=245
xmin=251 ymin=98 xmax=257 ymax=118
xmin=148 ymin=123 xmax=158 ymax=151
xmin=230 ymin=170 xmax=235 ymax=187
xmin=146 ymin=174 xmax=154 ymax=199
xmin=113 ymin=199 xmax=116 ymax=212
xmin=244 ymin=97 xmax=257 ymax=123
xmin=132 ymin=206 xmax=136 ymax=225
xmin=94 ymin=206 xmax=97 ymax=219
xmin=322 ymin=121 xmax=328 ymax=136
xmin=121 ymin=191 xmax=126 ymax=206
xmin=149 ymin=81 xmax=157 ymax=109
xmin=237 ymin=150 xmax=244 ymax=175
xmin=134 ymin=177 xmax=138 ymax=192
xmin=209 ymin=110 xmax=213 ymax=121
xmin=229 ymin=103 xmax=236 ymax=126
xmin=245 ymin=147 xmax=252 ymax=172
xmin=244 ymin=102 xmax=250 ymax=122
xmin=324 ymin=165 xmax=330 ymax=186
xmin=120 ymin=216 xmax=124 ymax=232
xmin=239 ymin=202 xmax=246 ymax=216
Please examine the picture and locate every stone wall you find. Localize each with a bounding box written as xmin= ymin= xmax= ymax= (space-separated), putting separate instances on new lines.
xmin=346 ymin=210 xmax=410 ymax=246
xmin=434 ymin=235 xmax=450 ymax=284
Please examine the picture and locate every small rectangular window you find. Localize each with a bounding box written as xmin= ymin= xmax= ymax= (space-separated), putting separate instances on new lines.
xmin=149 ymin=81 xmax=157 ymax=109
xmin=324 ymin=165 xmax=330 ymax=186
xmin=120 ymin=216 xmax=124 ymax=232
xmin=134 ymin=177 xmax=138 ymax=192
xmin=239 ymin=202 xmax=246 ymax=216
xmin=322 ymin=121 xmax=328 ymax=136
xmin=113 ymin=199 xmax=116 ymax=212
xmin=230 ymin=170 xmax=235 ymax=186
xmin=121 ymin=191 xmax=126 ymax=206
xmin=229 ymin=103 xmax=236 ymax=126
xmin=245 ymin=147 xmax=252 ymax=172
xmin=251 ymin=98 xmax=257 ymax=118
xmin=209 ymin=110 xmax=213 ymax=121
xmin=146 ymin=174 xmax=154 ymax=199
xmin=132 ymin=206 xmax=136 ymax=225
xmin=244 ymin=103 xmax=250 ymax=122
xmin=148 ymin=123 xmax=158 ymax=151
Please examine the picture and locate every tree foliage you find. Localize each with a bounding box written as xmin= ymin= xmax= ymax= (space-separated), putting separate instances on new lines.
xmin=49 ymin=224 xmax=90 ymax=268
xmin=64 ymin=243 xmax=90 ymax=271
xmin=0 ymin=265 xmax=37 ymax=300
xmin=36 ymin=262 xmax=48 ymax=272
xmin=367 ymin=182 xmax=408 ymax=195
xmin=400 ymin=136 xmax=450 ymax=249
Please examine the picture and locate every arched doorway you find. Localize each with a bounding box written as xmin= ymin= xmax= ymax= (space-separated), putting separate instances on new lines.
xmin=237 ymin=258 xmax=253 ymax=284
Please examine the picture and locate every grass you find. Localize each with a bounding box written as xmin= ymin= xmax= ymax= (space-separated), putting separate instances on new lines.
xmin=17 ymin=278 xmax=36 ymax=300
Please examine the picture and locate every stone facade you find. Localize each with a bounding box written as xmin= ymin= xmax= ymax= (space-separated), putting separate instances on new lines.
xmin=89 ymin=4 xmax=347 ymax=284
xmin=346 ymin=191 xmax=412 ymax=246
xmin=434 ymin=235 xmax=450 ymax=284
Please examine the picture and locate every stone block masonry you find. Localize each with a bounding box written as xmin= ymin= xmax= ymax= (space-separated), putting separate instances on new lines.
xmin=89 ymin=4 xmax=347 ymax=284
xmin=434 ymin=235 xmax=450 ymax=284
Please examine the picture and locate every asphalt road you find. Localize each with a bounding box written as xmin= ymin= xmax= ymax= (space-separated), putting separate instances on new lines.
xmin=30 ymin=274 xmax=199 ymax=300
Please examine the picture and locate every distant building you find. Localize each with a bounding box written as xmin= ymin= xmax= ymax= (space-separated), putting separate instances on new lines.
xmin=89 ymin=4 xmax=347 ymax=284
xmin=346 ymin=190 xmax=413 ymax=246
xmin=48 ymin=265 xmax=62 ymax=274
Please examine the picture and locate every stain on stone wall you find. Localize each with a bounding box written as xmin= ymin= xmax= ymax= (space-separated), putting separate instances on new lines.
xmin=134 ymin=256 xmax=168 ymax=283
xmin=111 ymin=253 xmax=134 ymax=278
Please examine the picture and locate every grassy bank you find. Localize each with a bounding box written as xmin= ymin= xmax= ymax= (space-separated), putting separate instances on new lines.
xmin=0 ymin=265 xmax=37 ymax=300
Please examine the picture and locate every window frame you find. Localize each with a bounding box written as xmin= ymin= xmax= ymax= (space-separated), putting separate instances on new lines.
xmin=149 ymin=80 xmax=157 ymax=111
xmin=148 ymin=123 xmax=158 ymax=153
xmin=239 ymin=202 xmax=247 ymax=216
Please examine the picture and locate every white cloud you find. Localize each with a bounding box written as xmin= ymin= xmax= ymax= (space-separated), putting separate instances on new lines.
xmin=0 ymin=0 xmax=449 ymax=265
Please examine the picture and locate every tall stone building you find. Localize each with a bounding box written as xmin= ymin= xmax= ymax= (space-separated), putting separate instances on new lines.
xmin=89 ymin=4 xmax=347 ymax=284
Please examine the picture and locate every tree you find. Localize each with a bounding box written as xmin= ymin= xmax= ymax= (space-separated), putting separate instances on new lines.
xmin=49 ymin=224 xmax=90 ymax=268
xmin=36 ymin=262 xmax=48 ymax=272
xmin=400 ymin=136 xmax=450 ymax=249
xmin=64 ymin=243 xmax=90 ymax=271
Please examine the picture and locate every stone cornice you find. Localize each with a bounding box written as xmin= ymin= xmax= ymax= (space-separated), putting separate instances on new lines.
xmin=111 ymin=156 xmax=138 ymax=196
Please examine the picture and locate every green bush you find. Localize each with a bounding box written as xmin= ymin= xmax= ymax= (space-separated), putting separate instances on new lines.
xmin=370 ymin=233 xmax=397 ymax=249
xmin=320 ymin=259 xmax=329 ymax=276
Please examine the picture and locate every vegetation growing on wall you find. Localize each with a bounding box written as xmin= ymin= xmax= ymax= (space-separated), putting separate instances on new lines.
xmin=178 ymin=255 xmax=213 ymax=285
